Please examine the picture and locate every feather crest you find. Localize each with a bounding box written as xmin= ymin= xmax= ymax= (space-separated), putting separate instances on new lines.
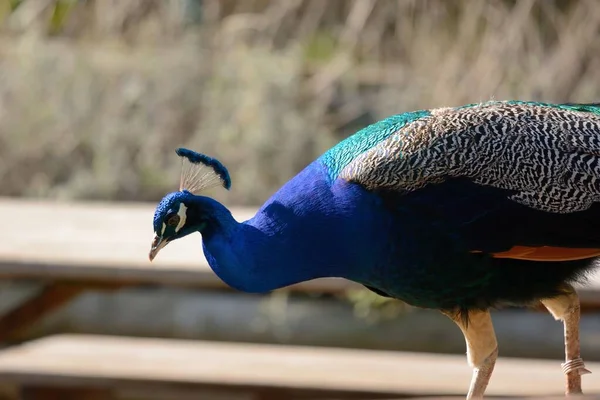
xmin=176 ymin=148 xmax=231 ymax=194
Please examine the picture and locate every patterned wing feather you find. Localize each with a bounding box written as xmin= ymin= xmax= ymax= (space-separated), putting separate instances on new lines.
xmin=341 ymin=101 xmax=600 ymax=214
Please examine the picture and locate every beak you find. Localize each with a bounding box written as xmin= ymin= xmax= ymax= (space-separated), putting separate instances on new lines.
xmin=149 ymin=235 xmax=169 ymax=262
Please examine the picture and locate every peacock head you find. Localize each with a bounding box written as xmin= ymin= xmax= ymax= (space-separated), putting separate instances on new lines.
xmin=149 ymin=148 xmax=231 ymax=261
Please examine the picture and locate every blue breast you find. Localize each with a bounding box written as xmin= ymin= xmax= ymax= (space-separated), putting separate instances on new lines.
xmin=266 ymin=161 xmax=466 ymax=307
xmin=218 ymin=160 xmax=398 ymax=292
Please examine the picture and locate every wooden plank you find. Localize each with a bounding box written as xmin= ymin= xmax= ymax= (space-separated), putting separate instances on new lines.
xmin=1 ymin=197 xmax=599 ymax=301
xmin=20 ymin=386 xmax=113 ymax=400
xmin=0 ymin=283 xmax=85 ymax=342
xmin=0 ymin=281 xmax=126 ymax=343
xmin=0 ymin=335 xmax=599 ymax=398
xmin=0 ymin=197 xmax=357 ymax=293
xmin=15 ymin=289 xmax=600 ymax=361
xmin=396 ymin=398 xmax=600 ymax=400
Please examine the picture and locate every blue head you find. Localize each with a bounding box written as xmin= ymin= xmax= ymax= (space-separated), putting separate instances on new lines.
xmin=149 ymin=148 xmax=231 ymax=261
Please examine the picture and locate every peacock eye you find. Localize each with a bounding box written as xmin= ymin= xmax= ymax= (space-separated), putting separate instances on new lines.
xmin=166 ymin=214 xmax=180 ymax=227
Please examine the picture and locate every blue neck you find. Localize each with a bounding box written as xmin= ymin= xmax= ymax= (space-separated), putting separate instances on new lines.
xmin=197 ymin=161 xmax=392 ymax=293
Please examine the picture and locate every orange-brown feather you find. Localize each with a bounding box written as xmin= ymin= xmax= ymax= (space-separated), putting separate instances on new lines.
xmin=488 ymin=246 xmax=600 ymax=261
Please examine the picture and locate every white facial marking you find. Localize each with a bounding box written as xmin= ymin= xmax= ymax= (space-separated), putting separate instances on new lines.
xmin=175 ymin=203 xmax=188 ymax=233
xmin=161 ymin=223 xmax=166 ymax=236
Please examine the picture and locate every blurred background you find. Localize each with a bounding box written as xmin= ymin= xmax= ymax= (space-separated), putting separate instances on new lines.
xmin=3 ymin=0 xmax=600 ymax=204
xmin=1 ymin=1 xmax=600 ymax=399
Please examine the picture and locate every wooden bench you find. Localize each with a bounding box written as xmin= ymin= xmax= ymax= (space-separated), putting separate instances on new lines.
xmin=1 ymin=196 xmax=600 ymax=343
xmin=0 ymin=198 xmax=360 ymax=342
xmin=0 ymin=334 xmax=599 ymax=400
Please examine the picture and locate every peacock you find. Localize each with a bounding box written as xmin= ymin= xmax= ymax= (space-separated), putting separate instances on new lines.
xmin=149 ymin=100 xmax=600 ymax=399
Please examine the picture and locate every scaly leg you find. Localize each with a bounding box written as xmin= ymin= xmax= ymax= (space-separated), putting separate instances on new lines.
xmin=443 ymin=309 xmax=498 ymax=399
xmin=541 ymin=285 xmax=591 ymax=396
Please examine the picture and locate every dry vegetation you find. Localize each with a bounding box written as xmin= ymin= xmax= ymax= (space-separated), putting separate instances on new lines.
xmin=1 ymin=0 xmax=599 ymax=204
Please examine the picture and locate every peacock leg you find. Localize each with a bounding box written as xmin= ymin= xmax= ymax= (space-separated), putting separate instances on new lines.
xmin=443 ymin=309 xmax=498 ymax=399
xmin=541 ymin=285 xmax=591 ymax=396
